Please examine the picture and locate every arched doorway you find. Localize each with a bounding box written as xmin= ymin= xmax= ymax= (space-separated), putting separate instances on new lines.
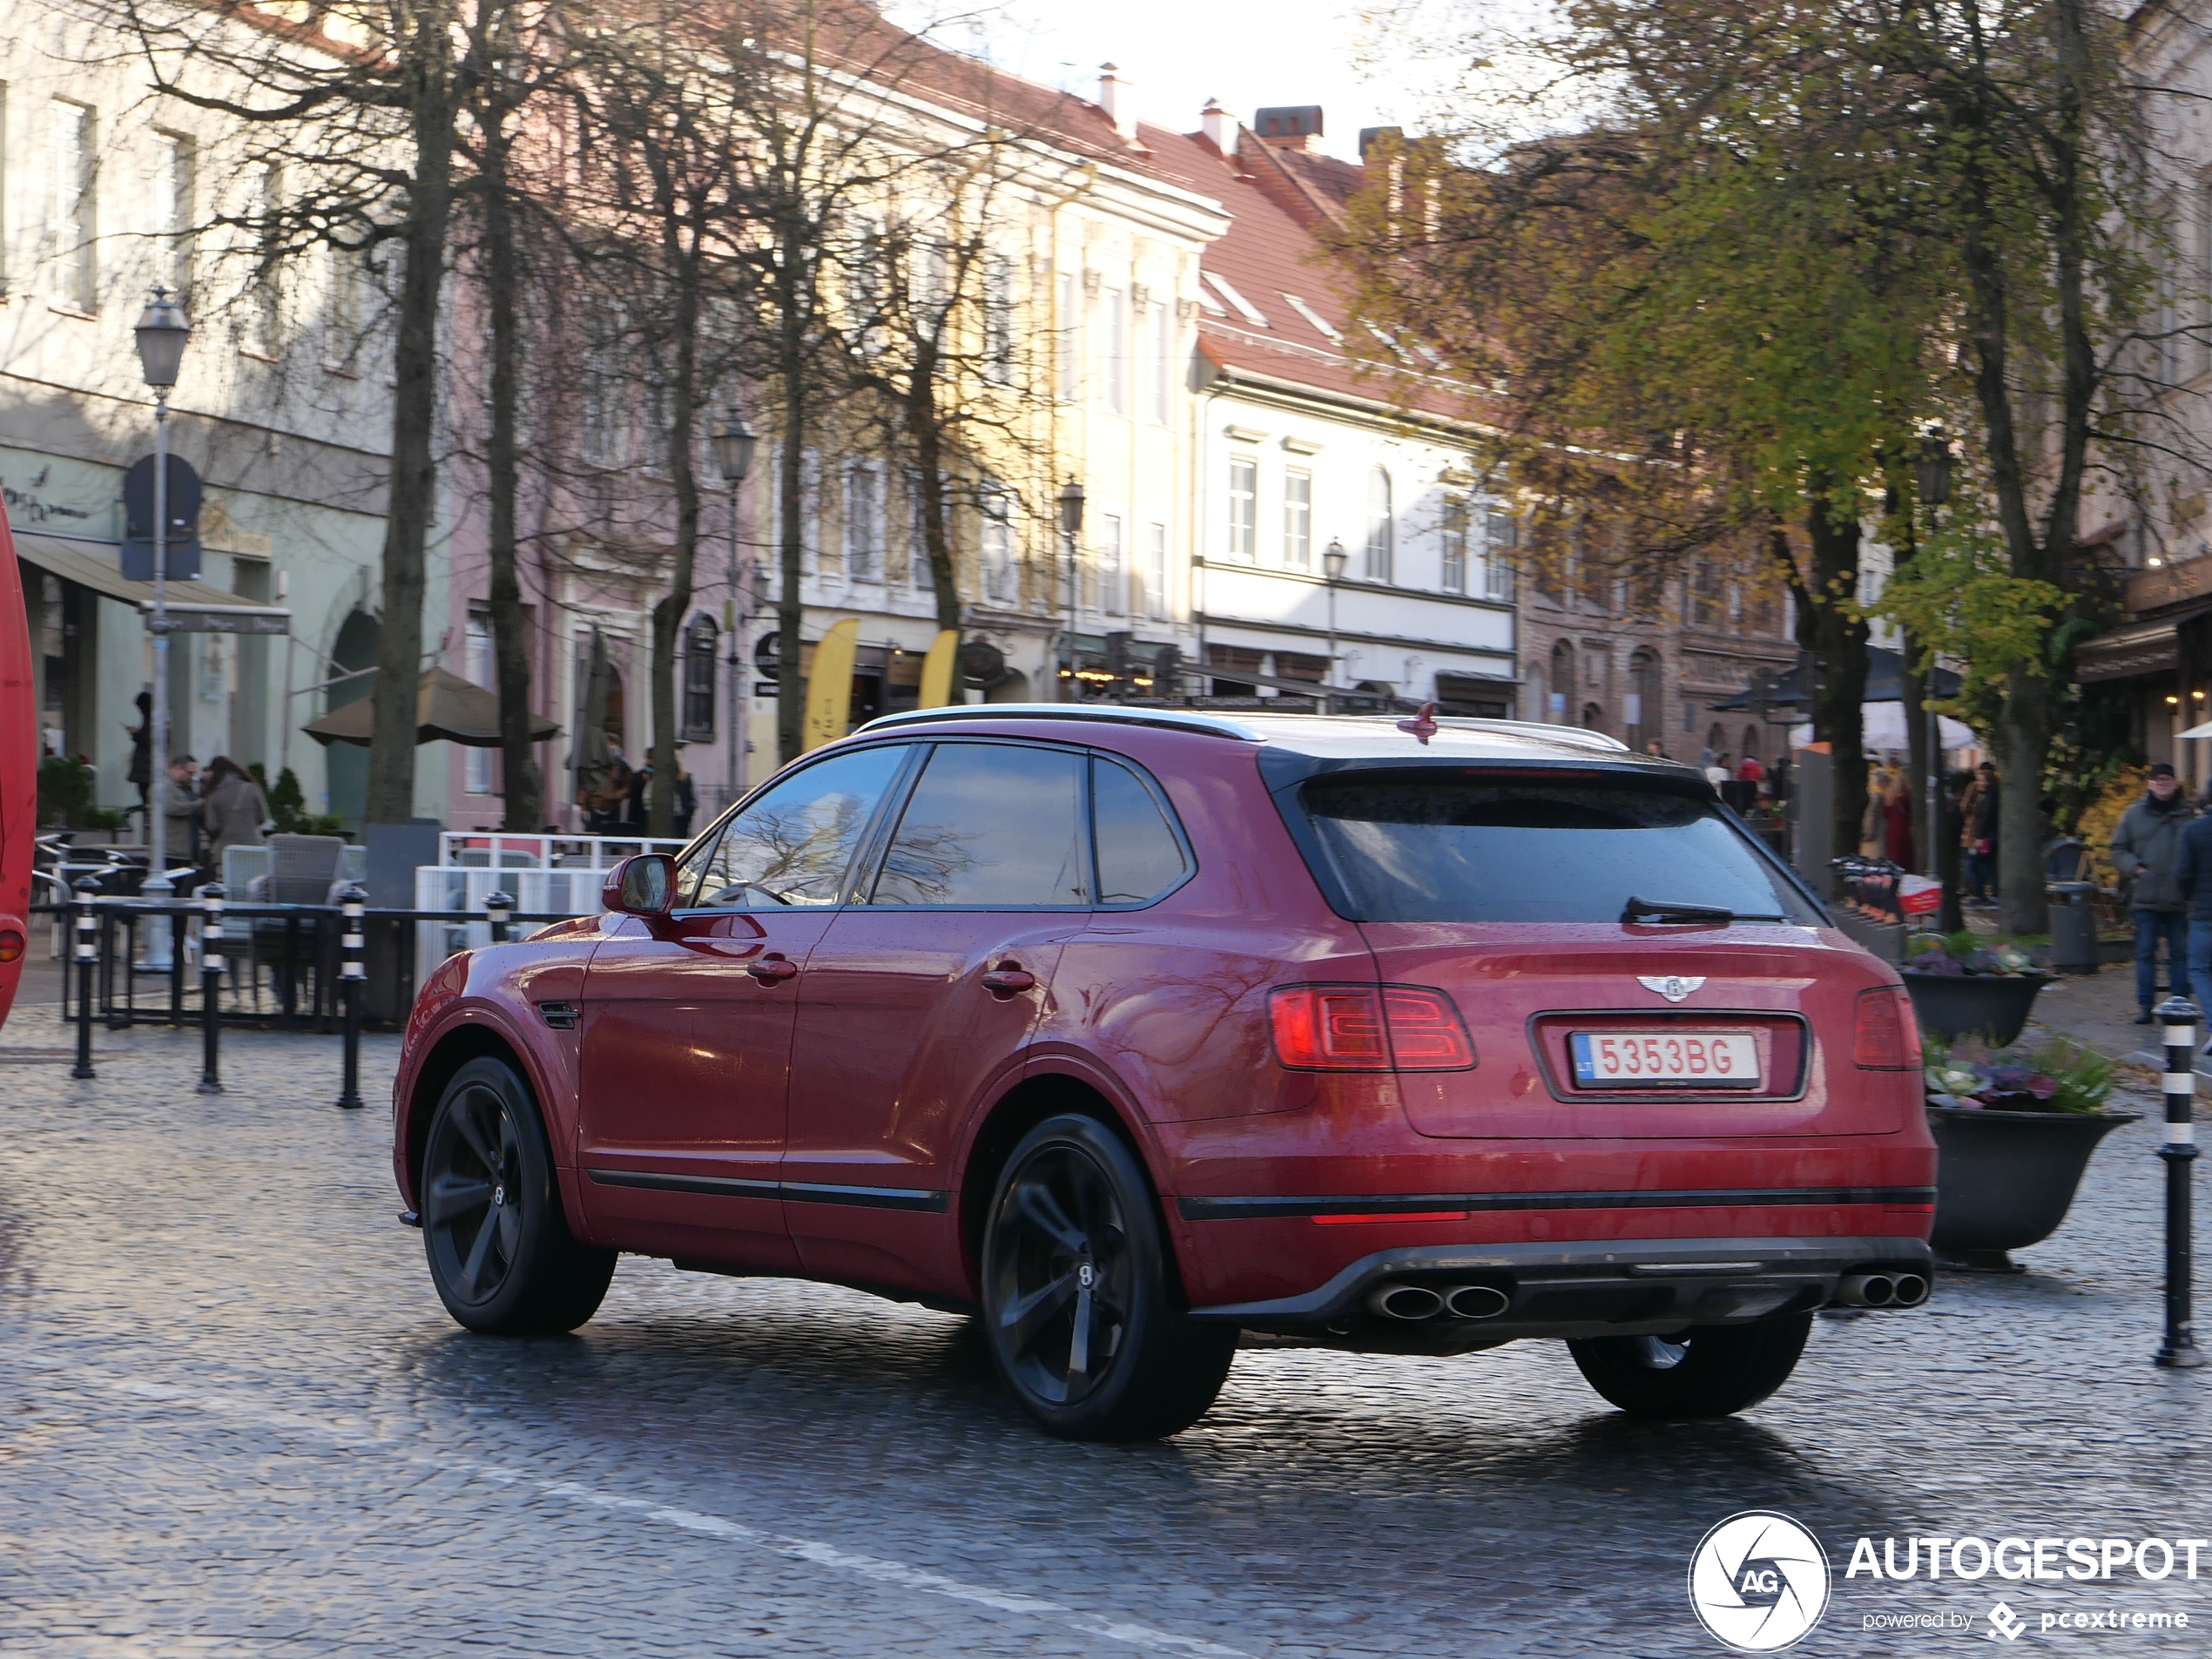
xmin=1628 ymin=649 xmax=1659 ymax=751
xmin=1743 ymin=725 xmax=1763 ymax=764
xmin=1548 ymin=639 xmax=1575 ymax=723
xmin=1581 ymin=701 xmax=1605 ymax=733
xmin=326 ymin=610 xmax=380 ymax=829
xmin=1706 ymin=721 xmax=1727 ymax=763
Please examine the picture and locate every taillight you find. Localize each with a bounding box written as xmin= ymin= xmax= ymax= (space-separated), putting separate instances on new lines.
xmin=1268 ymin=984 xmax=1475 ymax=1071
xmin=0 ymin=930 xmax=21 ymax=964
xmin=1853 ymin=986 xmax=1922 ymax=1069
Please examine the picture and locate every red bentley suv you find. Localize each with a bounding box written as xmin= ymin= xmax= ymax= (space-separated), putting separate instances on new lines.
xmin=392 ymin=708 xmax=1934 ymax=1440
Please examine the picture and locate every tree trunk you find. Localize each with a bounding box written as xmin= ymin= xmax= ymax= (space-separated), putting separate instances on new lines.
xmin=366 ymin=17 xmax=456 ymax=827
xmin=906 ymin=370 xmax=961 ymax=637
xmin=648 ymin=250 xmax=703 ymax=838
xmin=1804 ymin=490 xmax=1870 ymax=879
xmin=1900 ymin=626 xmax=1932 ymax=868
xmin=1998 ymin=668 xmax=2051 ymax=935
xmin=482 ymin=119 xmax=540 ymax=832
xmin=775 ymin=283 xmax=807 ymax=765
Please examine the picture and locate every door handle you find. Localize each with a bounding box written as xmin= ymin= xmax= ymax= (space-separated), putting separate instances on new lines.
xmin=746 ymin=954 xmax=799 ymax=984
xmin=981 ymin=967 xmax=1035 ymax=994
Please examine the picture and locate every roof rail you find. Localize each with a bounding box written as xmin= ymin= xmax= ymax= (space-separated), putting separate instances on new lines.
xmin=855 ymin=704 xmax=1264 ymax=741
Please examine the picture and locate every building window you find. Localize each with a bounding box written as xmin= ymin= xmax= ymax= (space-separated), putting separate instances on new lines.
xmin=583 ymin=321 xmax=624 ymax=466
xmin=51 ymin=100 xmax=96 ymax=313
xmin=844 ymin=463 xmax=884 ymax=583
xmin=1484 ymin=511 xmax=1517 ymax=603
xmin=152 ymin=131 xmax=194 ymax=304
xmin=464 ymin=615 xmax=496 ymax=794
xmin=1100 ymin=514 xmax=1124 ymax=615
xmin=1366 ymin=467 xmax=1394 ymax=583
xmin=1284 ymin=469 xmax=1312 ymax=569
xmin=979 ymin=481 xmax=1015 ymax=605
xmin=1145 ymin=300 xmax=1170 ymax=423
xmin=1055 ymin=270 xmax=1079 ymax=401
xmin=1548 ymin=638 xmax=1575 ymax=722
xmin=1228 ymin=455 xmax=1258 ymax=561
xmin=1440 ymin=494 xmax=1468 ymax=593
xmin=682 ymin=614 xmax=718 ymax=742
xmin=1145 ymin=522 xmax=1168 ymax=617
xmin=239 ymin=163 xmax=281 ymax=357
xmin=1101 ymin=286 xmax=1126 ymax=414
xmin=984 ymin=253 xmax=1015 ymax=384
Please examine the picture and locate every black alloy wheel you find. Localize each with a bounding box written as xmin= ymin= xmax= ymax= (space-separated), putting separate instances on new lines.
xmin=421 ymin=1056 xmax=616 ymax=1336
xmin=1567 ymin=1312 xmax=1813 ymax=1419
xmin=981 ymin=1113 xmax=1236 ymax=1441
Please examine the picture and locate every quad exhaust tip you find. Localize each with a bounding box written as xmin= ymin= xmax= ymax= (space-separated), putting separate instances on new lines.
xmin=1364 ymin=1282 xmax=1512 ymax=1321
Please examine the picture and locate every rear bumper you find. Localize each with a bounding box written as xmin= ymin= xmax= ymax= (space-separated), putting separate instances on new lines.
xmin=1188 ymin=1234 xmax=1932 ymax=1340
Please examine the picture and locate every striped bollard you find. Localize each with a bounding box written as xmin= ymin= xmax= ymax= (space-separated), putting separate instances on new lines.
xmin=70 ymin=876 xmax=98 ymax=1080
xmin=336 ymin=884 xmax=367 ymax=1110
xmin=485 ymin=888 xmax=514 ymax=946
xmin=2156 ymin=996 xmax=2205 ymax=1369
xmin=197 ymin=883 xmax=226 ymax=1095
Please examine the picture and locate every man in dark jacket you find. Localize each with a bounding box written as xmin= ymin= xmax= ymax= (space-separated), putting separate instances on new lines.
xmin=2117 ymin=761 xmax=2196 ymax=1022
xmin=2175 ymin=779 xmax=2212 ymax=1019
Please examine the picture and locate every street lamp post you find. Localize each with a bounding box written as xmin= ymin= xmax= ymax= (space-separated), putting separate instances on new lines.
xmin=1915 ymin=428 xmax=1953 ymax=880
xmin=1056 ymin=479 xmax=1085 ymax=702
xmin=1323 ymin=538 xmax=1348 ymax=713
xmin=711 ymin=413 xmax=757 ymax=806
xmin=134 ymin=287 xmax=192 ymax=958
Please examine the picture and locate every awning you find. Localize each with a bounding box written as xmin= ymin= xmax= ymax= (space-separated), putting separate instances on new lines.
xmin=302 ymin=666 xmax=562 ymax=748
xmin=12 ymin=529 xmax=291 ymax=635
xmin=1711 ymin=645 xmax=1960 ymax=710
xmin=2074 ymin=614 xmax=2198 ymax=683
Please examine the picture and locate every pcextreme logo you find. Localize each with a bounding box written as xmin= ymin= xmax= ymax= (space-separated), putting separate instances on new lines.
xmin=1689 ymin=1511 xmax=1834 ymax=1652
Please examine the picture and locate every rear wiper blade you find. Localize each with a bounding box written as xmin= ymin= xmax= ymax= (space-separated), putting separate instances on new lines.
xmin=1621 ymin=896 xmax=1783 ymax=925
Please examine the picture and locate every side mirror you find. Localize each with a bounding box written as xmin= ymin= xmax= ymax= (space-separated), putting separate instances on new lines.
xmin=604 ymin=853 xmax=676 ymax=918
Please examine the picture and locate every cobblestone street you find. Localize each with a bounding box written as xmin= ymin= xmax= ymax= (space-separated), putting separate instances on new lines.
xmin=2 ymin=1005 xmax=2208 ymax=1657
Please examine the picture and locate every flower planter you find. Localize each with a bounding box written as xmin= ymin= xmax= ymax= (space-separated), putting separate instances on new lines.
xmin=1926 ymin=1105 xmax=2139 ymax=1271
xmin=1902 ymin=971 xmax=2053 ymax=1047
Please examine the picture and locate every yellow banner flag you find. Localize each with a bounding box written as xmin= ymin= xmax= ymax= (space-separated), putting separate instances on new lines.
xmin=802 ymin=618 xmax=860 ymax=752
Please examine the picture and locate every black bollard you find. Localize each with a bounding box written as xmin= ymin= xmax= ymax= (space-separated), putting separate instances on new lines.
xmin=2156 ymin=997 xmax=2205 ymax=1368
xmin=336 ymin=883 xmax=367 ymax=1110
xmin=70 ymin=876 xmax=98 ymax=1080
xmin=485 ymin=888 xmax=515 ymax=946
xmin=197 ymin=883 xmax=226 ymax=1095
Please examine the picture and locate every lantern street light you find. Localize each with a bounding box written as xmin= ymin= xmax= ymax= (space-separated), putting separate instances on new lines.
xmin=133 ymin=285 xmax=192 ymax=954
xmin=1323 ymin=538 xmax=1349 ymax=711
xmin=1055 ymin=479 xmax=1086 ymax=701
xmin=712 ymin=413 xmax=758 ymax=802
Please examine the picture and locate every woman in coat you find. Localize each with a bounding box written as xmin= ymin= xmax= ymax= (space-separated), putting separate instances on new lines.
xmin=199 ymin=756 xmax=271 ymax=873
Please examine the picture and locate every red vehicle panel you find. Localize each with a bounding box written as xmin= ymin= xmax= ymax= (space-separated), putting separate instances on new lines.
xmin=393 ymin=707 xmax=1937 ymax=1440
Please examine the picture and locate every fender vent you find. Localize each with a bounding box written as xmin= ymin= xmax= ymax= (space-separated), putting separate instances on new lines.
xmin=536 ymin=1001 xmax=579 ymax=1030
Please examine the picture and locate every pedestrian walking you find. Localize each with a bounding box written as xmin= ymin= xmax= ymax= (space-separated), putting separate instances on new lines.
xmin=672 ymin=754 xmax=697 ymax=837
xmin=125 ymin=691 xmax=153 ymax=827
xmin=2114 ymin=761 xmax=2196 ymax=1023
xmin=1961 ymin=761 xmax=2000 ymax=905
xmin=159 ymin=755 xmax=201 ymax=869
xmin=1704 ymin=752 xmax=1732 ymax=789
xmin=1881 ymin=770 xmax=1915 ymax=868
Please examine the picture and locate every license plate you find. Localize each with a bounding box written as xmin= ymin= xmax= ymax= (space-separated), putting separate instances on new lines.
xmin=1569 ymin=1030 xmax=1761 ymax=1088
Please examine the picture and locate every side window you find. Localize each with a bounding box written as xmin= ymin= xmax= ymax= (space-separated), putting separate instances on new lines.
xmin=1092 ymin=757 xmax=1191 ymax=904
xmin=683 ymin=745 xmax=908 ymax=907
xmin=872 ymin=743 xmax=1089 ymax=907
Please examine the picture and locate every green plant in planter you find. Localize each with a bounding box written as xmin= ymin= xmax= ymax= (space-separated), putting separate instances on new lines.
xmin=1924 ymin=1033 xmax=2115 ymax=1114
xmin=1904 ymin=932 xmax=2047 ymax=978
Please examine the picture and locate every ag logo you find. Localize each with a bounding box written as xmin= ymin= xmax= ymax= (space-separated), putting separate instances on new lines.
xmin=1688 ymin=1511 xmax=1831 ymax=1652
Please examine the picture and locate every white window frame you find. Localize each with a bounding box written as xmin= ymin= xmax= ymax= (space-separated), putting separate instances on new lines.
xmin=1228 ymin=455 xmax=1258 ymax=562
xmin=1284 ymin=469 xmax=1312 ymax=569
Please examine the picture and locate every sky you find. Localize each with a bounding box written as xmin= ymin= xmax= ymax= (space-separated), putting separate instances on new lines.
xmin=881 ymin=0 xmax=1468 ymax=163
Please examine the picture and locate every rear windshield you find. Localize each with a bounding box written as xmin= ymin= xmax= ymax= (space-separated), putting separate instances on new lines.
xmin=1297 ymin=776 xmax=1823 ymax=925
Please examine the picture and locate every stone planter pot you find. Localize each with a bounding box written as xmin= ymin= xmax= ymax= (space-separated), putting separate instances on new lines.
xmin=1901 ymin=971 xmax=2053 ymax=1046
xmin=1926 ymin=1105 xmax=2139 ymax=1271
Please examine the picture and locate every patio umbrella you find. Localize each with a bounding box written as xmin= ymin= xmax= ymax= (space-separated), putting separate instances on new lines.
xmin=300 ymin=667 xmax=560 ymax=748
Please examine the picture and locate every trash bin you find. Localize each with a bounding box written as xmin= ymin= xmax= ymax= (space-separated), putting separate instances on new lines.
xmin=2049 ymin=880 xmax=2098 ymax=974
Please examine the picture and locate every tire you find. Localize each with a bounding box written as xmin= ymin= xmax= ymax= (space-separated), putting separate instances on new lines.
xmin=980 ymin=1113 xmax=1236 ymax=1441
xmin=1567 ymin=1312 xmax=1813 ymax=1420
xmin=421 ymin=1055 xmax=615 ymax=1336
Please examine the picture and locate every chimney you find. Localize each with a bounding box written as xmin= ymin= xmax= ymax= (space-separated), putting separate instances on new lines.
xmin=1252 ymin=105 xmax=1324 ymax=152
xmin=1099 ymin=64 xmax=1139 ymax=145
xmin=1200 ymin=98 xmax=1236 ymax=154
